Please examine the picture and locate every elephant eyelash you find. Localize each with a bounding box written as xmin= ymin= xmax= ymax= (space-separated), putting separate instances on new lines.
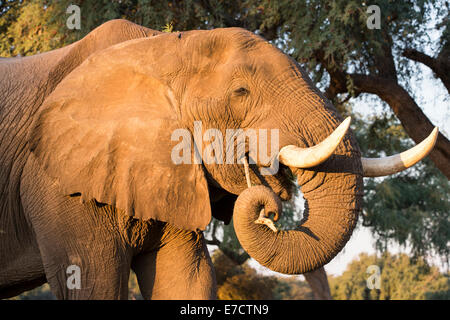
xmin=234 ymin=87 xmax=250 ymax=96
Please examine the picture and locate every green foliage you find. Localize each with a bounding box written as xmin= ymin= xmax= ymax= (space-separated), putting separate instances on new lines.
xmin=2 ymin=0 xmax=446 ymax=93
xmin=0 ymin=0 xmax=71 ymax=56
xmin=364 ymin=160 xmax=450 ymax=260
xmin=272 ymin=277 xmax=314 ymax=300
xmin=162 ymin=21 xmax=173 ymax=33
xmin=330 ymin=252 xmax=450 ymax=300
xmin=351 ymin=113 xmax=450 ymax=264
xmin=212 ymin=250 xmax=277 ymax=299
xmin=0 ymin=0 xmax=264 ymax=56
xmin=1 ymin=0 xmax=447 ymax=81
xmin=271 ymin=0 xmax=442 ymax=88
xmin=211 ymin=250 xmax=313 ymax=300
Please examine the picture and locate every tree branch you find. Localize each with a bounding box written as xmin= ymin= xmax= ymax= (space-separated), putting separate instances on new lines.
xmin=312 ymin=44 xmax=450 ymax=178
xmin=403 ymin=48 xmax=450 ymax=93
xmin=205 ymin=238 xmax=221 ymax=246
xmin=403 ymin=48 xmax=436 ymax=69
xmin=349 ymin=73 xmax=450 ymax=179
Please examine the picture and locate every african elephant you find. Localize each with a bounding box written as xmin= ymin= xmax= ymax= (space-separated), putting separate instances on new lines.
xmin=0 ymin=19 xmax=437 ymax=299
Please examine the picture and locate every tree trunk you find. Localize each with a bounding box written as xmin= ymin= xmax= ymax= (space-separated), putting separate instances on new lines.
xmin=318 ymin=42 xmax=450 ymax=180
xmin=350 ymin=74 xmax=450 ymax=179
xmin=303 ymin=267 xmax=332 ymax=300
xmin=219 ymin=245 xmax=333 ymax=300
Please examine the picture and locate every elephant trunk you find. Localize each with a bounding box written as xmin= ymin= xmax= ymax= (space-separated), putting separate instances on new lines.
xmin=233 ymin=168 xmax=361 ymax=274
xmin=231 ymin=109 xmax=436 ymax=274
xmin=233 ymin=111 xmax=363 ymax=274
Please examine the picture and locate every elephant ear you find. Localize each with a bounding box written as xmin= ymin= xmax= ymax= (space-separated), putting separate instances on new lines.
xmin=29 ymin=38 xmax=211 ymax=231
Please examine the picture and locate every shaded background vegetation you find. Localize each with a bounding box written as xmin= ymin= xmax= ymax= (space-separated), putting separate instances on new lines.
xmin=1 ymin=0 xmax=449 ymax=299
xmin=10 ymin=251 xmax=449 ymax=300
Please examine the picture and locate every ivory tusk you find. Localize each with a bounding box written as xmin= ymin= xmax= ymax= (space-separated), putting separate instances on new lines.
xmin=278 ymin=117 xmax=351 ymax=168
xmin=362 ymin=127 xmax=439 ymax=177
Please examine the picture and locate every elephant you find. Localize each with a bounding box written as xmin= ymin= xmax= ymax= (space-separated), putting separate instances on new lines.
xmin=0 ymin=19 xmax=438 ymax=299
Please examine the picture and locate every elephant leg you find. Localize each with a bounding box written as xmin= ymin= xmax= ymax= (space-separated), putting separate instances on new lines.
xmin=0 ymin=244 xmax=46 ymax=299
xmin=26 ymin=202 xmax=132 ymax=299
xmin=25 ymin=200 xmax=132 ymax=299
xmin=132 ymin=223 xmax=217 ymax=300
xmin=42 ymin=245 xmax=130 ymax=300
xmin=0 ymin=215 xmax=46 ymax=298
xmin=20 ymin=157 xmax=132 ymax=299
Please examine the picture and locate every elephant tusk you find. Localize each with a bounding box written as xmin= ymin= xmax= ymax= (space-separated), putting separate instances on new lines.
xmin=362 ymin=127 xmax=439 ymax=177
xmin=278 ymin=117 xmax=351 ymax=168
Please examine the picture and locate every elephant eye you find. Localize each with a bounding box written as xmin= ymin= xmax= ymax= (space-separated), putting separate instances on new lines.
xmin=234 ymin=87 xmax=249 ymax=96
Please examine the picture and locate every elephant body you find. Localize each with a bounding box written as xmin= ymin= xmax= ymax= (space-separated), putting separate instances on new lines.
xmin=0 ymin=20 xmax=216 ymax=299
xmin=0 ymin=19 xmax=368 ymax=299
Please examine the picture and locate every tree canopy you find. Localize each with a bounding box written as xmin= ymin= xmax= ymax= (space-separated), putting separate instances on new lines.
xmin=358 ymin=117 xmax=450 ymax=264
xmin=212 ymin=250 xmax=314 ymax=300
xmin=1 ymin=0 xmax=448 ymax=174
xmin=329 ymin=252 xmax=449 ymax=300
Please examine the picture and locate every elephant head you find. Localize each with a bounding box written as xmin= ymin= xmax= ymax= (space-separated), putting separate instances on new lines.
xmin=29 ymin=28 xmax=437 ymax=274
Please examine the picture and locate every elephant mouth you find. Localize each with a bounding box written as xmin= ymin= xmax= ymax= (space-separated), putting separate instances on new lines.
xmin=243 ymin=159 xmax=296 ymax=201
